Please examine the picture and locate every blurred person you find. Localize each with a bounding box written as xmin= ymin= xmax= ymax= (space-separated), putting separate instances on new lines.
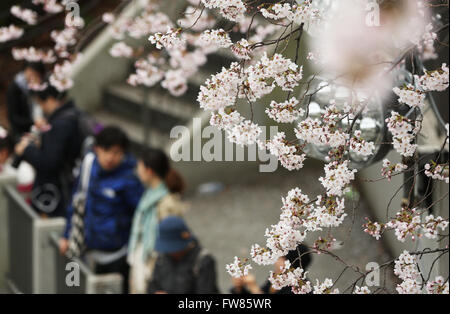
xmin=6 ymin=62 xmax=46 ymax=141
xmin=147 ymin=216 xmax=219 ymax=294
xmin=0 ymin=126 xmax=36 ymax=203
xmin=231 ymin=244 xmax=313 ymax=294
xmin=0 ymin=126 xmax=14 ymax=168
xmin=128 ymin=147 xmax=187 ymax=294
xmin=14 ymin=83 xmax=83 ymax=217
xmin=59 ymin=126 xmax=144 ymax=294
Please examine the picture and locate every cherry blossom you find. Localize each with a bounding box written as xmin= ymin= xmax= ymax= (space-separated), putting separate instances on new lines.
xmin=424 ymin=162 xmax=449 ymax=184
xmin=386 ymin=111 xmax=420 ymax=157
xmin=0 ymin=25 xmax=24 ymax=43
xmin=231 ymin=38 xmax=252 ymax=60
xmin=314 ymin=195 xmax=347 ymax=228
xmin=11 ymin=6 xmax=38 ymax=26
xmin=12 ymin=47 xmax=57 ymax=64
xmin=319 ymin=161 xmax=357 ymax=197
xmin=354 ymin=286 xmax=371 ymax=294
xmin=149 ymin=27 xmax=186 ymax=51
xmin=227 ymin=120 xmax=262 ymax=147
xmin=416 ymin=63 xmax=449 ymax=92
xmin=264 ymin=132 xmax=306 ymax=171
xmin=313 ymin=278 xmax=339 ymax=294
xmin=201 ymin=0 xmax=246 ymax=22
xmin=349 ymin=130 xmax=375 ymax=157
xmin=386 ymin=206 xmax=448 ymax=242
xmin=265 ymin=97 xmax=304 ymax=124
xmin=363 ymin=218 xmax=385 ymax=240
xmin=426 ymin=276 xmax=449 ymax=294
xmin=161 ymin=69 xmax=188 ymax=97
xmin=109 ymin=42 xmax=134 ymax=58
xmin=226 ymin=256 xmax=252 ymax=278
xmin=392 ymin=84 xmax=426 ymax=109
xmin=381 ymin=159 xmax=408 ymax=181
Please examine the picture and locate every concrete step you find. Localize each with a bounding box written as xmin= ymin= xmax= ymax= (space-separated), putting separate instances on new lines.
xmin=93 ymin=109 xmax=170 ymax=149
xmin=103 ymin=84 xmax=196 ymax=133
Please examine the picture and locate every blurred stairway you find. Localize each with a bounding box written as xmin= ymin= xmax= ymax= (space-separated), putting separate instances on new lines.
xmin=93 ymin=52 xmax=236 ymax=150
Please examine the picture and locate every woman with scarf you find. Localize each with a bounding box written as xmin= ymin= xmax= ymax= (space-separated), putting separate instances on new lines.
xmin=128 ymin=147 xmax=187 ymax=294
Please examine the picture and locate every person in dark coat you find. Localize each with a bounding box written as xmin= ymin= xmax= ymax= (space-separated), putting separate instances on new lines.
xmin=6 ymin=62 xmax=46 ymax=141
xmin=147 ymin=216 xmax=219 ymax=294
xmin=230 ymin=244 xmax=313 ymax=294
xmin=14 ymin=83 xmax=83 ymax=217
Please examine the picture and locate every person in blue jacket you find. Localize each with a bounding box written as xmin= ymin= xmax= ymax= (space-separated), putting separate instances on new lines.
xmin=59 ymin=126 xmax=144 ymax=293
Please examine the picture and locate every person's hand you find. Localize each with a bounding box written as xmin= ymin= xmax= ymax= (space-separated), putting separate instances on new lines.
xmin=59 ymin=238 xmax=69 ymax=256
xmin=231 ymin=276 xmax=245 ymax=292
xmin=34 ymin=117 xmax=48 ymax=131
xmin=14 ymin=137 xmax=31 ymax=156
xmin=242 ymin=274 xmax=262 ymax=294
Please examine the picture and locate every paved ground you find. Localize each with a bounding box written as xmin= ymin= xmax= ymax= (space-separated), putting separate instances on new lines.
xmin=182 ymin=159 xmax=397 ymax=294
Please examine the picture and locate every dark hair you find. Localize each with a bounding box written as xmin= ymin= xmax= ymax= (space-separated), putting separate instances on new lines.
xmin=33 ymin=82 xmax=67 ymax=101
xmin=24 ymin=62 xmax=46 ymax=78
xmin=0 ymin=132 xmax=14 ymax=154
xmin=285 ymin=244 xmax=312 ymax=270
xmin=139 ymin=147 xmax=185 ymax=194
xmin=95 ymin=126 xmax=130 ymax=151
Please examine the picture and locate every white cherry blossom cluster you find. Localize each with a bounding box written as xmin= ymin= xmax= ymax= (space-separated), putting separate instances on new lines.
xmin=381 ymin=159 xmax=408 ymax=181
xmin=250 ymin=244 xmax=277 ymax=266
xmin=0 ymin=25 xmax=24 ymax=43
xmin=424 ymin=162 xmax=449 ymax=184
xmin=225 ymin=256 xmax=252 ymax=278
xmin=386 ymin=111 xmax=420 ymax=157
xmin=394 ymin=251 xmax=422 ymax=294
xmin=209 ymin=108 xmax=244 ymax=131
xmin=201 ymin=0 xmax=246 ymax=22
xmin=149 ymin=28 xmax=186 ymax=51
xmin=198 ymin=62 xmax=242 ymax=111
xmin=280 ymin=188 xmax=315 ymax=230
xmin=354 ymin=286 xmax=371 ymax=294
xmin=392 ymin=84 xmax=426 ymax=109
xmin=227 ymin=120 xmax=262 ymax=147
xmin=313 ymin=278 xmax=339 ymax=294
xmin=314 ymin=195 xmax=347 ymax=228
xmin=416 ymin=63 xmax=449 ymax=92
xmin=32 ymin=0 xmax=64 ymax=14
xmin=263 ymin=132 xmax=306 ymax=171
xmin=10 ymin=6 xmax=38 ymax=25
xmin=419 ymin=23 xmax=438 ymax=60
xmin=102 ymin=13 xmax=115 ymax=24
xmin=231 ymin=38 xmax=252 ymax=60
xmin=12 ymin=47 xmax=56 ymax=64
xmin=265 ymin=97 xmax=305 ymax=124
xmin=313 ymin=236 xmax=338 ymax=253
xmin=295 ymin=117 xmax=349 ymax=148
xmin=127 ymin=58 xmax=164 ymax=87
xmin=161 ymin=69 xmax=188 ymax=97
xmin=51 ymin=28 xmax=77 ymax=54
xmin=426 ymin=276 xmax=449 ymax=294
xmin=268 ymin=260 xmax=312 ymax=294
xmin=363 ymin=218 xmax=385 ymax=240
xmin=109 ymin=42 xmax=134 ymax=58
xmin=349 ymin=130 xmax=375 ymax=157
xmin=245 ymin=53 xmax=303 ymax=100
xmin=260 ymin=1 xmax=320 ymax=26
xmin=319 ymin=160 xmax=357 ymax=197
xmin=49 ymin=58 xmax=79 ymax=92
xmin=195 ymin=29 xmax=232 ymax=53
xmin=386 ymin=206 xmax=448 ymax=242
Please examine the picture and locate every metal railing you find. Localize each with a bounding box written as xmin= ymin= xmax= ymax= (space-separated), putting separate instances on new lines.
xmin=2 ymin=184 xmax=123 ymax=294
